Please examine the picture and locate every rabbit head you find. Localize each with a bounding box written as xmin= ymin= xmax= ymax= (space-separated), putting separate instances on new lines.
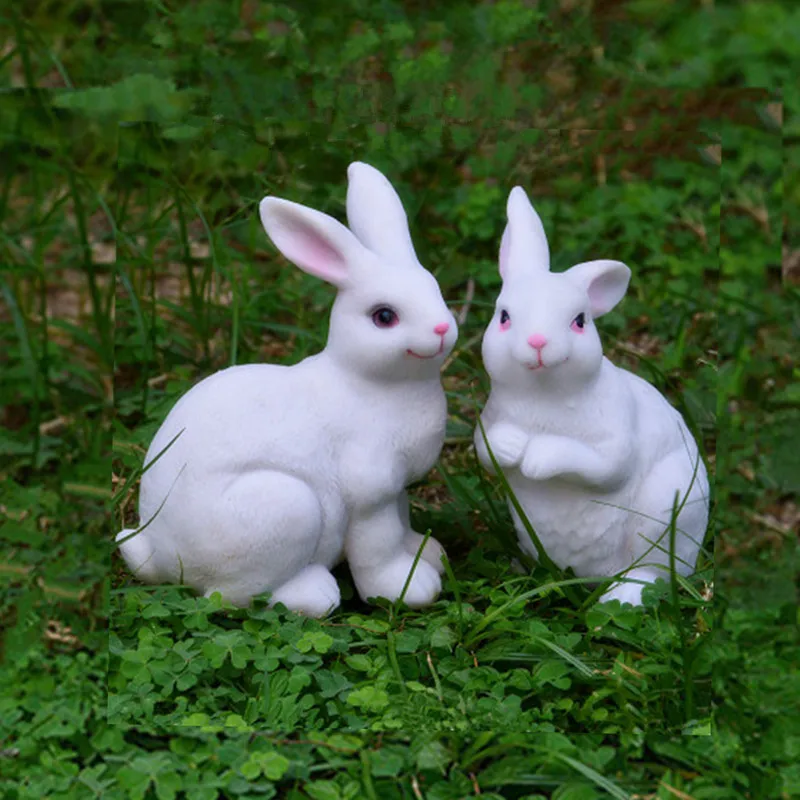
xmin=482 ymin=186 xmax=630 ymax=392
xmin=259 ymin=163 xmax=457 ymax=381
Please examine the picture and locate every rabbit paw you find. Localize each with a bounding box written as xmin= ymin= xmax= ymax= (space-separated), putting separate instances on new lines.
xmin=520 ymin=448 xmax=550 ymax=481
xmin=270 ymin=564 xmax=341 ymax=618
xmin=520 ymin=436 xmax=566 ymax=481
xmin=487 ymin=423 xmax=529 ymax=468
xmin=600 ymin=568 xmax=662 ymax=607
xmin=362 ymin=553 xmax=442 ymax=608
xmin=599 ymin=581 xmax=644 ymax=607
xmin=404 ymin=531 xmax=446 ymax=575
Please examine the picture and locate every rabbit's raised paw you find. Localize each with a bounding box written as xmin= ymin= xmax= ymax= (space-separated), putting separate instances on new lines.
xmin=487 ymin=423 xmax=529 ymax=468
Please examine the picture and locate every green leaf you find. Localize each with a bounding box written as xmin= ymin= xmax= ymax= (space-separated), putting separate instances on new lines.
xmin=241 ymin=750 xmax=290 ymax=781
xmin=346 ymin=686 xmax=390 ymax=713
xmin=296 ymin=631 xmax=334 ymax=654
xmin=345 ymin=654 xmax=371 ymax=672
xmin=394 ymin=629 xmax=424 ymax=653
xmin=304 ymin=780 xmax=342 ymax=800
xmin=368 ymin=748 xmax=405 ymax=777
xmin=53 ymin=74 xmax=197 ymax=123
xmin=154 ymin=771 xmax=182 ymax=800
xmin=551 ymin=753 xmax=630 ymax=800
xmin=315 ymin=669 xmax=352 ymax=699
xmin=415 ymin=741 xmax=451 ymax=773
xmin=429 ymin=625 xmax=456 ymax=650
xmin=184 ymin=610 xmax=210 ymax=630
xmin=260 ymin=751 xmax=291 ymax=780
xmin=224 ymin=714 xmax=252 ymax=731
xmin=180 ymin=712 xmax=211 ymax=727
xmin=141 ymin=602 xmax=171 ymax=618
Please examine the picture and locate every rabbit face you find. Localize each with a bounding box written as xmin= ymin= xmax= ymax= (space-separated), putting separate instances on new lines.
xmin=483 ymin=269 xmax=604 ymax=386
xmin=483 ymin=186 xmax=631 ymax=392
xmin=329 ymin=261 xmax=457 ymax=380
xmin=260 ymin=162 xmax=457 ymax=383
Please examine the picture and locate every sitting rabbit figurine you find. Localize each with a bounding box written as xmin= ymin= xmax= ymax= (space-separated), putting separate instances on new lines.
xmin=117 ymin=163 xmax=457 ymax=616
xmin=475 ymin=187 xmax=709 ymax=605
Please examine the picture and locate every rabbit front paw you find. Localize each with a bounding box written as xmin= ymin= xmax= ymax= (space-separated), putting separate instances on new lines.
xmin=359 ymin=553 xmax=442 ymax=608
xmin=521 ymin=445 xmax=555 ymax=481
xmin=520 ymin=435 xmax=572 ymax=481
xmin=487 ymin=423 xmax=529 ymax=468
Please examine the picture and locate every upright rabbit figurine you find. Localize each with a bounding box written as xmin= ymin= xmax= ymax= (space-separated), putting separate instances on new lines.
xmin=117 ymin=163 xmax=458 ymax=617
xmin=475 ymin=187 xmax=709 ymax=605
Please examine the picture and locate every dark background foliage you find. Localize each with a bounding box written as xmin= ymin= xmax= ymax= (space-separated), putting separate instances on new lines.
xmin=1 ymin=0 xmax=798 ymax=797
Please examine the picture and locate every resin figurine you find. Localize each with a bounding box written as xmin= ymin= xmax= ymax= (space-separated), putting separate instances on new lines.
xmin=475 ymin=186 xmax=709 ymax=605
xmin=117 ymin=163 xmax=457 ymax=616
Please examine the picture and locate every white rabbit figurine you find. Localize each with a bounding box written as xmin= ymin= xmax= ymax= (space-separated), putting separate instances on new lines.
xmin=475 ymin=187 xmax=709 ymax=606
xmin=117 ymin=162 xmax=458 ymax=617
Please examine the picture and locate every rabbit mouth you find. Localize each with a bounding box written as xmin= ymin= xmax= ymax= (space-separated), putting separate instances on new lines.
xmin=407 ymin=340 xmax=445 ymax=360
xmin=526 ymin=355 xmax=567 ymax=371
xmin=526 ymin=354 xmax=546 ymax=370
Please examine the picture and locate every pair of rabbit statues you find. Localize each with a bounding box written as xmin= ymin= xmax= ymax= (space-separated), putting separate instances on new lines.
xmin=117 ymin=163 xmax=709 ymax=616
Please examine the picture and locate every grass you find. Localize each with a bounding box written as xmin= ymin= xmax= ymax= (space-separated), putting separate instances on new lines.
xmin=1 ymin=1 xmax=799 ymax=798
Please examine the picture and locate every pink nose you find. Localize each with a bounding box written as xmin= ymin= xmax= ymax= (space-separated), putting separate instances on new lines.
xmin=528 ymin=334 xmax=547 ymax=350
xmin=433 ymin=323 xmax=450 ymax=336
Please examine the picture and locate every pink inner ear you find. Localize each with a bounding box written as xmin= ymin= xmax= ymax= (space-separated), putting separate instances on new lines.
xmin=272 ymin=215 xmax=349 ymax=285
xmin=293 ymin=233 xmax=343 ymax=280
xmin=587 ymin=276 xmax=620 ymax=316
xmin=569 ymin=260 xmax=630 ymax=317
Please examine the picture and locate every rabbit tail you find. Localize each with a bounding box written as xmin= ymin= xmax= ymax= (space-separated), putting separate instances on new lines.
xmin=116 ymin=527 xmax=163 ymax=584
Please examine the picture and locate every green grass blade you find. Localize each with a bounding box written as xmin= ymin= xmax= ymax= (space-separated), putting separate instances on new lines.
xmin=551 ymin=752 xmax=630 ymax=799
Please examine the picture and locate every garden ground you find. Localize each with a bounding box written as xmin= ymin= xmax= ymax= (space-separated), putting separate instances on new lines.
xmin=1 ymin=1 xmax=798 ymax=798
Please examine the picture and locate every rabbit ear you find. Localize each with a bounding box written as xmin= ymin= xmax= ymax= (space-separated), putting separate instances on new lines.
xmin=346 ymin=162 xmax=421 ymax=269
xmin=260 ymin=197 xmax=366 ymax=287
xmin=499 ymin=186 xmax=550 ymax=278
xmin=567 ymin=259 xmax=631 ymax=317
xmin=498 ymin=223 xmax=511 ymax=278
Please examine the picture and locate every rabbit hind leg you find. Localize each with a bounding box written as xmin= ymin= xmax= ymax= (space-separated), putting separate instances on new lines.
xmin=269 ymin=563 xmax=341 ymax=617
xmin=403 ymin=531 xmax=446 ymax=575
xmin=397 ymin=492 xmax=446 ymax=575
xmin=200 ymin=470 xmax=326 ymax=608
xmin=629 ymin=450 xmax=709 ymax=580
xmin=203 ymin=563 xmax=340 ymax=616
xmin=596 ymin=452 xmax=709 ymax=607
xmin=599 ymin=567 xmax=661 ymax=606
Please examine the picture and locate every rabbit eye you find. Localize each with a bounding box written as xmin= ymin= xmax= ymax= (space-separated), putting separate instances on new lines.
xmin=372 ymin=306 xmax=399 ymax=328
xmin=500 ymin=310 xmax=510 ymax=325
xmin=571 ymin=313 xmax=586 ymax=330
